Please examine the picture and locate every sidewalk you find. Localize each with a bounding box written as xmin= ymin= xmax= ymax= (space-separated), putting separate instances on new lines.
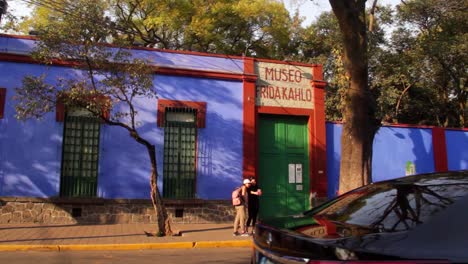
xmin=0 ymin=223 xmax=252 ymax=251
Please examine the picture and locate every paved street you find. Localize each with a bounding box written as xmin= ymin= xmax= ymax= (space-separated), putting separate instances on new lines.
xmin=0 ymin=248 xmax=251 ymax=264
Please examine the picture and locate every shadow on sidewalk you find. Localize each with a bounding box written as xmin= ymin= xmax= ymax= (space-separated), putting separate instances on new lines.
xmin=180 ymin=226 xmax=231 ymax=234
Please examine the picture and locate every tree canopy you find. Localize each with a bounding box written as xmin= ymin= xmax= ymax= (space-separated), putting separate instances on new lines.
xmin=7 ymin=0 xmax=466 ymax=128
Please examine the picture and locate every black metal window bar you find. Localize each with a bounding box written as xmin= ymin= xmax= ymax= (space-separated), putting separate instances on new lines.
xmin=60 ymin=114 xmax=100 ymax=197
xmin=163 ymin=107 xmax=197 ymax=199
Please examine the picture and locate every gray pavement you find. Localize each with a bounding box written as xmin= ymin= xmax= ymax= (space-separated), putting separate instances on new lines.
xmin=0 ymin=223 xmax=252 ymax=251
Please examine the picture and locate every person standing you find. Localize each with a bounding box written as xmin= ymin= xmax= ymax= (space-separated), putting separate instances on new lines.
xmin=233 ymin=178 xmax=250 ymax=236
xmin=246 ymin=177 xmax=261 ymax=235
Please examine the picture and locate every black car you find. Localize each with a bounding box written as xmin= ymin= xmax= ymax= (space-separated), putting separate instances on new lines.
xmin=253 ymin=170 xmax=468 ymax=264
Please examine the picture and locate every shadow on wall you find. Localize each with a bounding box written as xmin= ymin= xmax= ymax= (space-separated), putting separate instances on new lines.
xmin=0 ymin=116 xmax=62 ymax=198
xmin=1 ymin=72 xmax=244 ymax=202
xmin=446 ymin=130 xmax=468 ymax=170
xmin=98 ymin=75 xmax=244 ymax=200
xmin=372 ymin=127 xmax=434 ymax=182
xmin=155 ymin=76 xmax=244 ymax=200
xmin=328 ymin=124 xmax=445 ymax=199
xmin=408 ymin=127 xmax=434 ymax=174
xmin=197 ymin=111 xmax=243 ymax=199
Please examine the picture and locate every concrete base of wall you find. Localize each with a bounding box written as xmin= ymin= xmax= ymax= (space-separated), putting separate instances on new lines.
xmin=0 ymin=197 xmax=235 ymax=224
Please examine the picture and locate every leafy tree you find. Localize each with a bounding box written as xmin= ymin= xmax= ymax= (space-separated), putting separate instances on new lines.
xmin=395 ymin=0 xmax=467 ymax=127
xmin=301 ymin=5 xmax=390 ymax=122
xmin=367 ymin=0 xmax=467 ymax=128
xmin=19 ymin=0 xmax=297 ymax=60
xmin=299 ymin=12 xmax=346 ymax=121
xmin=14 ymin=0 xmax=173 ymax=236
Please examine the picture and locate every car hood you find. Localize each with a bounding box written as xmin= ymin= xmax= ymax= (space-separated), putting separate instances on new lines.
xmin=258 ymin=193 xmax=468 ymax=262
xmin=260 ymin=213 xmax=376 ymax=240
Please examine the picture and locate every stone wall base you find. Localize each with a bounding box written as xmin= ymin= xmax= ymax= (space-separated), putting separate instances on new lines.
xmin=0 ymin=197 xmax=235 ymax=224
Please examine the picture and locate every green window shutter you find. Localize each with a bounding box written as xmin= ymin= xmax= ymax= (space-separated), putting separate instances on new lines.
xmin=60 ymin=115 xmax=100 ymax=197
xmin=163 ymin=108 xmax=197 ymax=199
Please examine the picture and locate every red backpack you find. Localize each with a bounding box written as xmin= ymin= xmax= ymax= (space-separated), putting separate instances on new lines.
xmin=231 ymin=186 xmax=243 ymax=206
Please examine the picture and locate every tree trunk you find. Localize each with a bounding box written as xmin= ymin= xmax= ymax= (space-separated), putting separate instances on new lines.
xmin=147 ymin=145 xmax=173 ymax=236
xmin=330 ymin=0 xmax=379 ymax=194
xmin=102 ymin=123 xmax=173 ymax=236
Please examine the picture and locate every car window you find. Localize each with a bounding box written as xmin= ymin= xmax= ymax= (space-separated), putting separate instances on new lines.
xmin=311 ymin=178 xmax=468 ymax=232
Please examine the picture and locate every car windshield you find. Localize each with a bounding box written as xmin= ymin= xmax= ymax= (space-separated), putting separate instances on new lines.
xmin=308 ymin=172 xmax=468 ymax=232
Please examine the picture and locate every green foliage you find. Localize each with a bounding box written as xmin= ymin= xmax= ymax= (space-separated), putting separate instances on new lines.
xmin=305 ymin=1 xmax=466 ymax=128
xmin=14 ymin=0 xmax=156 ymax=125
xmin=377 ymin=0 xmax=467 ymax=127
xmin=9 ymin=0 xmax=467 ymax=128
xmin=21 ymin=0 xmax=297 ymax=60
xmin=15 ymin=75 xmax=56 ymax=120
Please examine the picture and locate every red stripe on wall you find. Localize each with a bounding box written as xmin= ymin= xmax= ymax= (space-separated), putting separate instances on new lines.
xmin=0 ymin=88 xmax=6 ymax=119
xmin=432 ymin=127 xmax=448 ymax=172
xmin=311 ymin=66 xmax=327 ymax=198
xmin=242 ymin=57 xmax=257 ymax=180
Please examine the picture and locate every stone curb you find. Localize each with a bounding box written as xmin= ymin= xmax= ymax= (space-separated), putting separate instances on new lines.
xmin=0 ymin=240 xmax=252 ymax=251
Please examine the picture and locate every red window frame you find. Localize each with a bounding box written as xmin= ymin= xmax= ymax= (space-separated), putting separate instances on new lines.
xmin=56 ymin=95 xmax=111 ymax=122
xmin=157 ymin=99 xmax=207 ymax=128
xmin=0 ymin=88 xmax=6 ymax=119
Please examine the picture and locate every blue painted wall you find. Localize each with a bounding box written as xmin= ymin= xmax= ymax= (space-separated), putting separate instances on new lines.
xmin=98 ymin=75 xmax=244 ymax=199
xmin=372 ymin=126 xmax=435 ymax=181
xmin=446 ymin=129 xmax=468 ymax=170
xmin=1 ymin=35 xmax=466 ymax=201
xmin=0 ymin=62 xmax=64 ymax=197
xmin=324 ymin=123 xmax=467 ymax=199
xmin=325 ymin=122 xmax=341 ymax=198
xmin=0 ymin=43 xmax=245 ymax=199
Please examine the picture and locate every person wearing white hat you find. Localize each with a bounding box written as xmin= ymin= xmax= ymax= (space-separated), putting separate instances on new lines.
xmin=233 ymin=178 xmax=251 ymax=236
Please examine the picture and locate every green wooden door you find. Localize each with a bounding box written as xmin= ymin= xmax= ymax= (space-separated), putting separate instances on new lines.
xmin=258 ymin=114 xmax=310 ymax=219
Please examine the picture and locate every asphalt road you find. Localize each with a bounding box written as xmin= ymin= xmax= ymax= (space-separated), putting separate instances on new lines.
xmin=0 ymin=248 xmax=252 ymax=264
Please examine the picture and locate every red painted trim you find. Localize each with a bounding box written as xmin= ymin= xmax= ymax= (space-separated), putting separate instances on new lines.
xmin=56 ymin=95 xmax=110 ymax=122
xmin=381 ymin=123 xmax=439 ymax=129
xmin=329 ymin=121 xmax=468 ymax=132
xmin=255 ymin=64 xmax=328 ymax=199
xmin=243 ymin=57 xmax=257 ymax=179
xmin=257 ymin=106 xmax=313 ymax=116
xmin=0 ymin=53 xmax=244 ymax=81
xmin=311 ymin=66 xmax=328 ymax=197
xmin=257 ymin=107 xmax=319 ymax=198
xmin=56 ymin=102 xmax=65 ymax=122
xmin=0 ymin=88 xmax=6 ymax=119
xmin=0 ymin=34 xmax=37 ymax=40
xmin=311 ymin=66 xmax=327 ymax=198
xmin=385 ymin=123 xmax=468 ymax=131
xmin=432 ymin=127 xmax=448 ymax=172
xmin=157 ymin=99 xmax=207 ymax=128
xmin=254 ymin=57 xmax=320 ymax=68
xmin=156 ymin=67 xmax=244 ymax=81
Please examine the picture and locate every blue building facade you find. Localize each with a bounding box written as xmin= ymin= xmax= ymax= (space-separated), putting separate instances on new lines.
xmin=0 ymin=34 xmax=466 ymax=224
